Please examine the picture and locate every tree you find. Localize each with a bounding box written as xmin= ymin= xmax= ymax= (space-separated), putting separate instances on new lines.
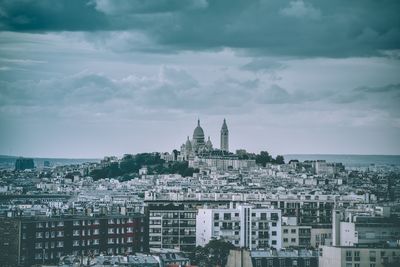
xmin=275 ymin=155 xmax=285 ymax=164
xmin=256 ymin=151 xmax=272 ymax=167
xmin=191 ymin=239 xmax=235 ymax=267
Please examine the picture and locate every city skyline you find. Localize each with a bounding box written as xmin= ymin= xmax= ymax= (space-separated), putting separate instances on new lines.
xmin=1 ymin=0 xmax=400 ymax=157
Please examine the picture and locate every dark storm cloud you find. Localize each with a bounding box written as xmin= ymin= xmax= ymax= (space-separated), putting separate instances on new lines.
xmin=0 ymin=0 xmax=108 ymax=31
xmin=0 ymin=0 xmax=399 ymax=57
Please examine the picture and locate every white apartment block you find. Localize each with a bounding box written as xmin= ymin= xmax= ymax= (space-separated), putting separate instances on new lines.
xmin=196 ymin=205 xmax=282 ymax=250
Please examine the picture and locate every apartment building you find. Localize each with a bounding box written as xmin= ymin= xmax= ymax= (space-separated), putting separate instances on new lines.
xmin=147 ymin=202 xmax=197 ymax=252
xmin=319 ymin=244 xmax=400 ymax=267
xmin=196 ymin=205 xmax=282 ymax=250
xmin=0 ymin=214 xmax=148 ymax=267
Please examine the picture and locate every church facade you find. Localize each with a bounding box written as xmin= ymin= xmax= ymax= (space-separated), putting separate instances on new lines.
xmin=180 ymin=119 xmax=229 ymax=160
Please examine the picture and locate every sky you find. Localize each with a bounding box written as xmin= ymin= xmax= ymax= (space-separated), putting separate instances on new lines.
xmin=0 ymin=0 xmax=400 ymax=158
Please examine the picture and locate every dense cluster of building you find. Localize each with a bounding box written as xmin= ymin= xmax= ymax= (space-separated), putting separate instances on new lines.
xmin=1 ymin=120 xmax=400 ymax=267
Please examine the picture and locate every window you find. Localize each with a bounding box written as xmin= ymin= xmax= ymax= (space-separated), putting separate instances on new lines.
xmin=73 ymin=230 xmax=79 ymax=236
xmin=36 ymin=232 xmax=43 ymax=238
xmin=283 ymin=229 xmax=288 ymax=234
xmin=261 ymin=213 xmax=267 ymax=220
xmin=108 ymin=219 xmax=114 ymax=224
xmin=214 ymin=222 xmax=219 ymax=227
xmin=57 ymin=221 xmax=64 ymax=227
xmin=291 ymin=238 xmax=296 ymax=243
xmin=369 ymin=251 xmax=376 ymax=262
xmin=94 ymin=219 xmax=100 ymax=225
xmin=354 ymin=251 xmax=360 ymax=261
xmin=272 ymin=231 xmax=277 ymax=236
xmin=35 ymin=242 xmax=42 ymax=249
xmin=272 ymin=240 xmax=277 ymax=245
xmin=272 ymin=222 xmax=277 ymax=227
xmin=73 ymin=240 xmax=79 ymax=247
xmin=354 ymin=264 xmax=360 ymax=267
xmin=283 ymin=238 xmax=288 ymax=242
xmin=346 ymin=251 xmax=352 ymax=261
xmin=291 ymin=229 xmax=296 ymax=234
xmin=57 ymin=231 xmax=64 ymax=237
xmin=57 ymin=241 xmax=64 ymax=248
xmin=73 ymin=220 xmax=80 ymax=226
xmin=93 ymin=229 xmax=99 ymax=235
xmin=108 ymin=238 xmax=114 ymax=244
xmin=93 ymin=239 xmax=99 ymax=245
xmin=127 ymin=237 xmax=133 ymax=243
xmin=224 ymin=213 xmax=231 ymax=220
xmin=36 ymin=222 xmax=43 ymax=228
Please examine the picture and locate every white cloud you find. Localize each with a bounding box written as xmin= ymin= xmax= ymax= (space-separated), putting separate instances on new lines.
xmin=280 ymin=0 xmax=321 ymax=20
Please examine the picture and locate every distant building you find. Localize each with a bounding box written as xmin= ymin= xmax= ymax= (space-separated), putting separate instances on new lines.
xmin=180 ymin=119 xmax=231 ymax=160
xmin=196 ymin=205 xmax=282 ymax=250
xmin=15 ymin=157 xmax=34 ymax=170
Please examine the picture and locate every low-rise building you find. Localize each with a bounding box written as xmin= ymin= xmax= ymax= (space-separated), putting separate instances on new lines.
xmin=319 ymin=244 xmax=400 ymax=267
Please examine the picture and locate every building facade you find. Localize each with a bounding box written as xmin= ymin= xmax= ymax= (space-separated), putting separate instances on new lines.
xmin=196 ymin=205 xmax=282 ymax=250
xmin=319 ymin=245 xmax=400 ymax=267
xmin=0 ymin=214 xmax=148 ymax=267
xmin=147 ymin=202 xmax=197 ymax=252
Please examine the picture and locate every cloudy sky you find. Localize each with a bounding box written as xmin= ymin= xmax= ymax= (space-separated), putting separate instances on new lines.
xmin=0 ymin=0 xmax=400 ymax=158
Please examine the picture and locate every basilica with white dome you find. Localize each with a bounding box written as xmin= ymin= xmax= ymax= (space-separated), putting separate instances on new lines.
xmin=180 ymin=119 xmax=229 ymax=160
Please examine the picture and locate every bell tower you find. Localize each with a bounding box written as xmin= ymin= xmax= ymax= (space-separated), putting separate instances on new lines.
xmin=220 ymin=118 xmax=229 ymax=152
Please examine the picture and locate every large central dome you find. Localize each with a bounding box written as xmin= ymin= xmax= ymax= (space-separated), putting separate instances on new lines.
xmin=193 ymin=119 xmax=205 ymax=143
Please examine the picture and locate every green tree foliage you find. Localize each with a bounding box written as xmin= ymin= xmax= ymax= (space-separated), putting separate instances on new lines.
xmin=254 ymin=151 xmax=285 ymax=166
xmin=90 ymin=153 xmax=198 ymax=180
xmin=191 ymin=239 xmax=235 ymax=267
xmin=255 ymin=151 xmax=272 ymax=167
xmin=275 ymin=155 xmax=285 ymax=164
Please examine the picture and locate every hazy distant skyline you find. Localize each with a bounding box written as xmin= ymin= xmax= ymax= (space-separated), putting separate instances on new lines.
xmin=1 ymin=0 xmax=400 ymax=158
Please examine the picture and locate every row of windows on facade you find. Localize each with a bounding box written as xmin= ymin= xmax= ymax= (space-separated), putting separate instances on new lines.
xmin=34 ymin=236 xmax=142 ymax=249
xmin=213 ymin=212 xmax=279 ymax=220
xmin=150 ymin=212 xmax=196 ymax=219
xmin=33 ymin=247 xmax=138 ymax=260
xmin=282 ymin=228 xmax=311 ymax=234
xmin=149 ymin=220 xmax=196 ymax=226
xmin=253 ymin=259 xmax=311 ymax=267
xmin=32 ymin=226 xmax=141 ymax=238
xmin=34 ymin=241 xmax=64 ymax=249
xmin=345 ymin=250 xmax=399 ymax=262
xmin=34 ymin=218 xmax=139 ymax=228
xmin=32 ymin=231 xmax=64 ymax=239
xmin=149 ymin=228 xmax=196 ymax=234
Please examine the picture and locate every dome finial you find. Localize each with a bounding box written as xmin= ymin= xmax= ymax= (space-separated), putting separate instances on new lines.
xmin=197 ymin=118 xmax=200 ymax=126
